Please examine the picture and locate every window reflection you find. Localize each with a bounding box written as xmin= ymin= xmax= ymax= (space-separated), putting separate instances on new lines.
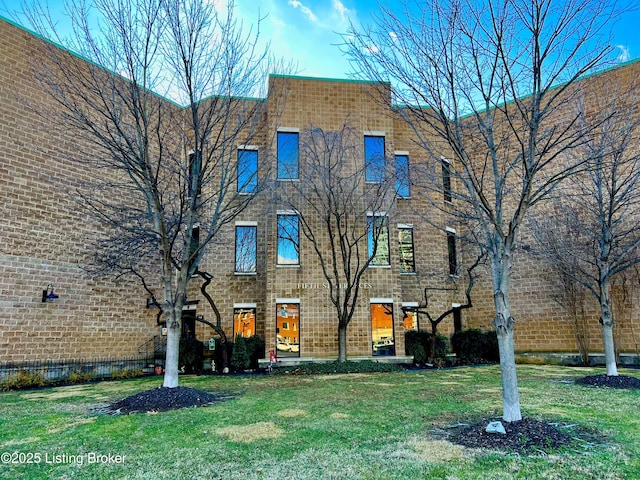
xmin=276 ymin=303 xmax=300 ymax=357
xmin=233 ymin=307 xmax=256 ymax=338
xmin=371 ymin=303 xmax=395 ymax=356
xmin=277 ymin=214 xmax=300 ymax=265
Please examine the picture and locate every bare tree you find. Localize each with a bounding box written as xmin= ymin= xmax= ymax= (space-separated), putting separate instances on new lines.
xmin=23 ymin=0 xmax=279 ymax=387
xmin=533 ymin=82 xmax=640 ymax=376
xmin=345 ymin=0 xmax=621 ymax=421
xmin=276 ymin=122 xmax=396 ymax=361
xmin=403 ymin=251 xmax=485 ymax=364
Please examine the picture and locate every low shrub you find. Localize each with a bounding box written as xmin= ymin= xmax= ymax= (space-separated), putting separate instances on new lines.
xmin=450 ymin=328 xmax=499 ymax=364
xmin=0 ymin=370 xmax=46 ymax=391
xmin=111 ymin=368 xmax=144 ymax=380
xmin=405 ymin=330 xmax=450 ymax=365
xmin=273 ymin=360 xmax=403 ymax=376
xmin=68 ymin=371 xmax=95 ymax=384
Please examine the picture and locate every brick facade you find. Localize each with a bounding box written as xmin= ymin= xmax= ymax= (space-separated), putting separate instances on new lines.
xmin=1 ymin=17 xmax=639 ymax=363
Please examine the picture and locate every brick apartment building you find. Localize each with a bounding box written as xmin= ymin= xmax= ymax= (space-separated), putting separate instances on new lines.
xmin=1 ymin=16 xmax=639 ymax=364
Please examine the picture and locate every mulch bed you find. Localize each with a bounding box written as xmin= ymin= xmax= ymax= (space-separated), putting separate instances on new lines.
xmin=89 ymin=386 xmax=234 ymax=415
xmin=448 ymin=418 xmax=580 ymax=454
xmin=575 ymin=373 xmax=640 ymax=389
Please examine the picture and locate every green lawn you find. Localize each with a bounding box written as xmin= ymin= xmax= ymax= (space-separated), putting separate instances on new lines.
xmin=1 ymin=365 xmax=639 ymax=479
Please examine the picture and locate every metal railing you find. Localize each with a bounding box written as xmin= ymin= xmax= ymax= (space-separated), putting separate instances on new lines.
xmin=0 ymin=355 xmax=154 ymax=386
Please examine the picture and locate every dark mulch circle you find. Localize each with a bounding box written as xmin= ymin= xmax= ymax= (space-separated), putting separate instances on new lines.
xmin=89 ymin=386 xmax=235 ymax=415
xmin=575 ymin=374 xmax=640 ymax=389
xmin=446 ymin=417 xmax=601 ymax=455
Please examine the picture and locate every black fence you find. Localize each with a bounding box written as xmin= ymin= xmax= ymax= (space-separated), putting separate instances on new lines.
xmin=0 ymin=355 xmax=155 ymax=386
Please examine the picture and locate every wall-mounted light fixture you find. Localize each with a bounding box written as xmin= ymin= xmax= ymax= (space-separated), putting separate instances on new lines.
xmin=42 ymin=284 xmax=59 ymax=303
xmin=146 ymin=298 xmax=159 ymax=308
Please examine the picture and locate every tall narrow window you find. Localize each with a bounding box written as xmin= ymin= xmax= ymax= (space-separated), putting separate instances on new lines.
xmin=368 ymin=213 xmax=390 ymax=266
xmin=235 ymin=223 xmax=257 ymax=273
xmin=277 ymin=130 xmax=299 ymax=179
xmin=447 ymin=228 xmax=458 ymax=275
xmin=371 ymin=301 xmax=395 ymax=356
xmin=398 ymin=225 xmax=415 ymax=273
xmin=237 ymin=147 xmax=258 ymax=194
xmin=365 ymin=134 xmax=385 ymax=182
xmin=188 ymin=225 xmax=200 ymax=274
xmin=277 ymin=213 xmax=299 ymax=266
xmin=276 ymin=301 xmax=300 ymax=357
xmin=442 ymin=158 xmax=452 ymax=203
xmin=234 ymin=305 xmax=256 ymax=338
xmin=188 ymin=150 xmax=202 ymax=199
xmin=395 ymin=153 xmax=410 ymax=198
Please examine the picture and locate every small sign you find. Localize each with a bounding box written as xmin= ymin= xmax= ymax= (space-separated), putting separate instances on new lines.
xmin=161 ymin=327 xmax=168 ymax=336
xmin=208 ymin=338 xmax=216 ymax=351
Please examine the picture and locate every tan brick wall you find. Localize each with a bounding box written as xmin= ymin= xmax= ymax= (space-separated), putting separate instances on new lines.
xmin=2 ymin=17 xmax=640 ymax=363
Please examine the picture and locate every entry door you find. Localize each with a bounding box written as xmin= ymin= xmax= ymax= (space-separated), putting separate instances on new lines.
xmin=371 ymin=302 xmax=395 ymax=356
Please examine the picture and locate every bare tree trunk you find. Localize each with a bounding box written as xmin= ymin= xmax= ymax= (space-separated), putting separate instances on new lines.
xmin=600 ymin=276 xmax=619 ymax=376
xmin=338 ymin=324 xmax=347 ymax=362
xmin=492 ymin=250 xmax=522 ymax=422
xmin=163 ymin=308 xmax=181 ymax=388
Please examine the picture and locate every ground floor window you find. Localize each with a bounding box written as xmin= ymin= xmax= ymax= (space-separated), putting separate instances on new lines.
xmin=402 ymin=302 xmax=419 ymax=331
xmin=371 ymin=300 xmax=395 ymax=356
xmin=276 ymin=301 xmax=300 ymax=357
xmin=233 ymin=304 xmax=256 ymax=338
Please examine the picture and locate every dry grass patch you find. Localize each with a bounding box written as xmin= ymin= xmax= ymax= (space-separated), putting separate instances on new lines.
xmin=218 ymin=422 xmax=284 ymax=443
xmin=330 ymin=412 xmax=349 ymax=419
xmin=277 ymin=408 xmax=308 ymax=418
xmin=408 ymin=438 xmax=468 ymax=463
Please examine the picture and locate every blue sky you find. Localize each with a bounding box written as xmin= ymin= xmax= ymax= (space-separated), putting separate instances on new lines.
xmin=2 ymin=0 xmax=639 ymax=79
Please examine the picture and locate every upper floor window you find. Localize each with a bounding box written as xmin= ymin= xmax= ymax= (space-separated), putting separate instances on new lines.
xmin=277 ymin=130 xmax=299 ymax=179
xmin=277 ymin=212 xmax=300 ymax=266
xmin=235 ymin=222 xmax=257 ymax=273
xmin=237 ymin=146 xmax=258 ymax=194
xmin=446 ymin=227 xmax=458 ymax=275
xmin=395 ymin=152 xmax=410 ymax=198
xmin=398 ymin=224 xmax=415 ymax=273
xmin=368 ymin=213 xmax=390 ymax=266
xmin=188 ymin=150 xmax=202 ymax=199
xmin=365 ymin=134 xmax=385 ymax=182
xmin=442 ymin=157 xmax=452 ymax=203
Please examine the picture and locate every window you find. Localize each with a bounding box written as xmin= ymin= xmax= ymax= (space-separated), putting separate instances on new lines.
xmin=237 ymin=147 xmax=258 ymax=193
xmin=402 ymin=303 xmax=419 ymax=332
xmin=442 ymin=158 xmax=452 ymax=203
xmin=368 ymin=213 xmax=390 ymax=266
xmin=365 ymin=134 xmax=385 ymax=182
xmin=276 ymin=301 xmax=300 ymax=357
xmin=447 ymin=227 xmax=457 ymax=275
xmin=235 ymin=222 xmax=257 ymax=273
xmin=188 ymin=150 xmax=202 ymax=199
xmin=395 ymin=152 xmax=410 ymax=197
xmin=398 ymin=225 xmax=415 ymax=273
xmin=188 ymin=225 xmax=200 ymax=274
xmin=277 ymin=213 xmax=299 ymax=265
xmin=277 ymin=130 xmax=299 ymax=179
xmin=371 ymin=301 xmax=395 ymax=356
xmin=233 ymin=305 xmax=256 ymax=338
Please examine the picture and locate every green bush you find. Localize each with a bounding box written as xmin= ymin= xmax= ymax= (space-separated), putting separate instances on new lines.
xmin=230 ymin=334 xmax=250 ymax=372
xmin=404 ymin=330 xmax=450 ymax=365
xmin=0 ymin=370 xmax=46 ymax=391
xmin=450 ymin=328 xmax=499 ymax=364
xmin=274 ymin=360 xmax=403 ymax=376
xmin=244 ymin=335 xmax=266 ymax=370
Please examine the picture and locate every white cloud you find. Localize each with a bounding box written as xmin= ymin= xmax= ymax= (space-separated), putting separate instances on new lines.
xmin=333 ymin=0 xmax=350 ymax=20
xmin=389 ymin=31 xmax=397 ymax=41
xmin=365 ymin=44 xmax=379 ymax=54
xmin=615 ymin=45 xmax=630 ymax=63
xmin=288 ymin=0 xmax=318 ymax=23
